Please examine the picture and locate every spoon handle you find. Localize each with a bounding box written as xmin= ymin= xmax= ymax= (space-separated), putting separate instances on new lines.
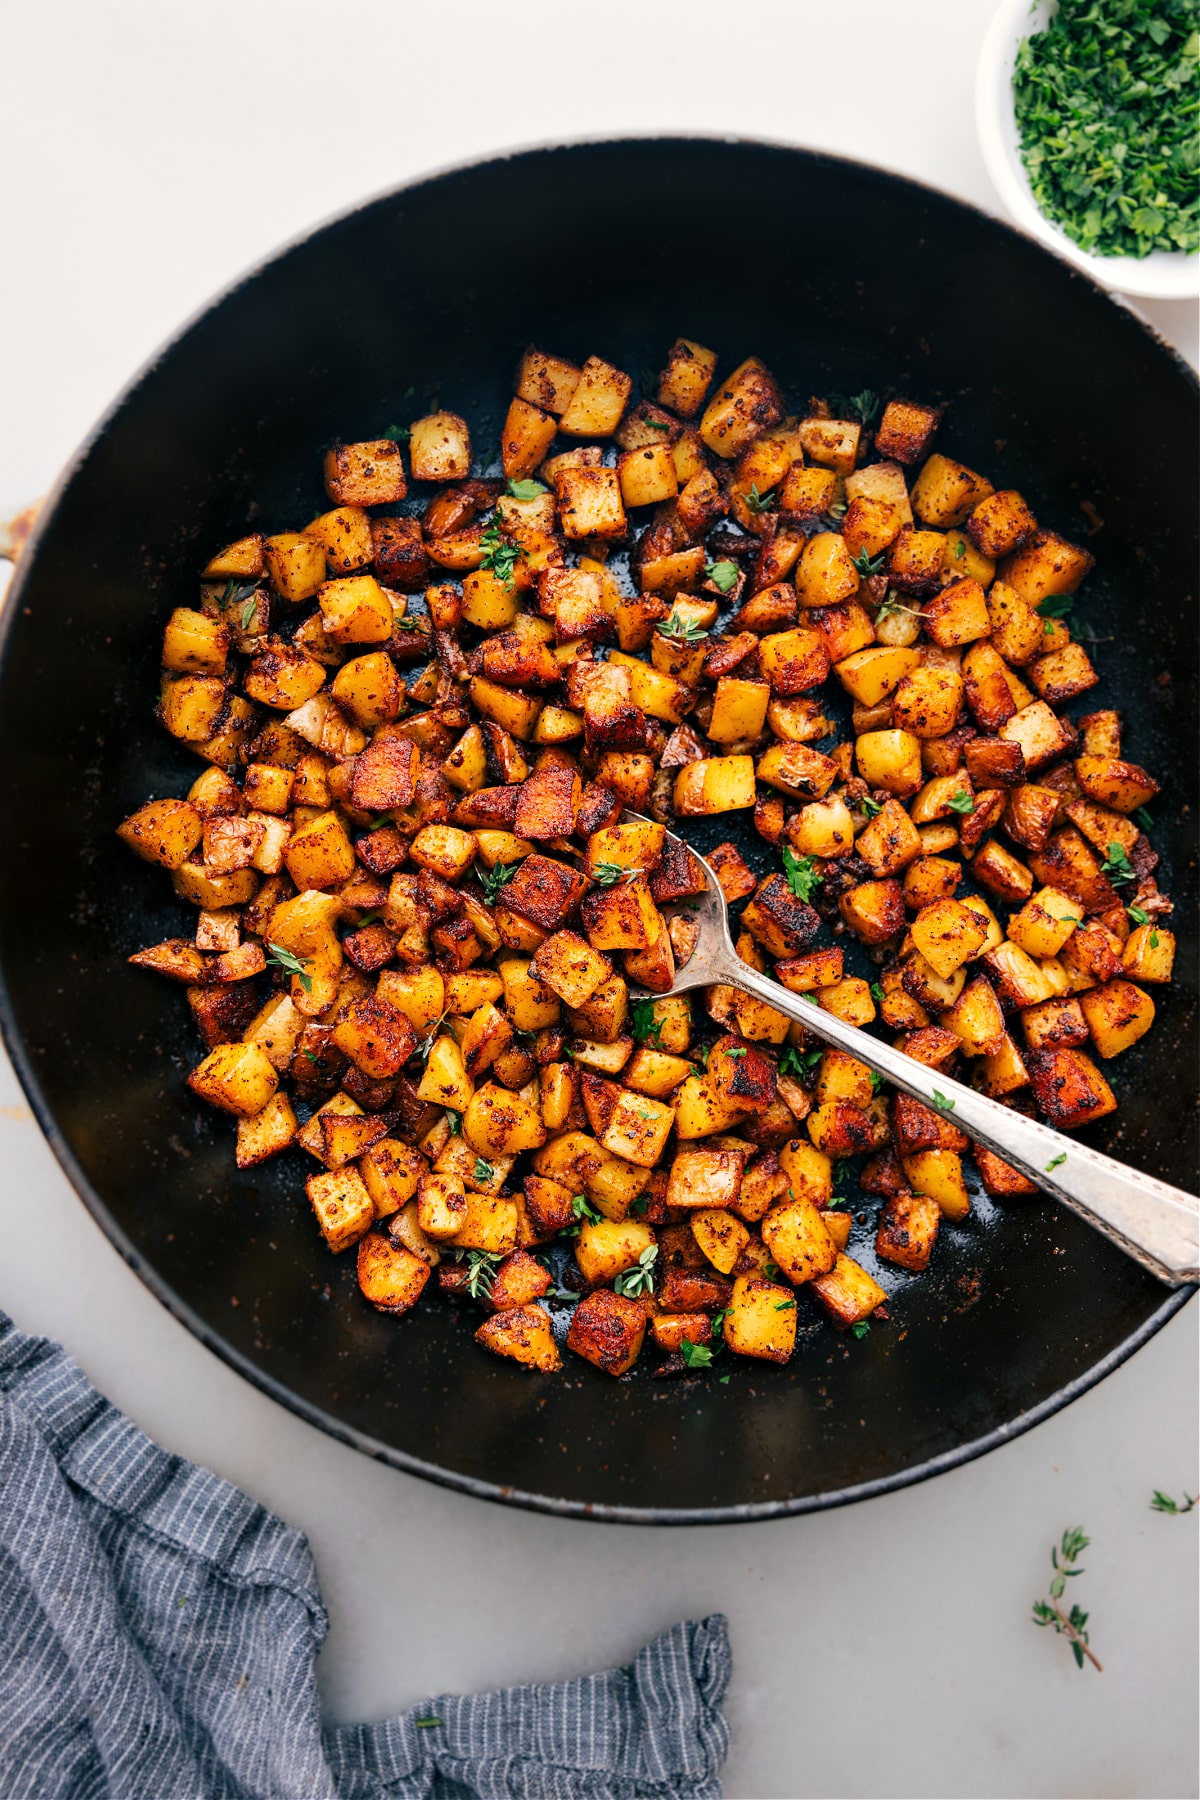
xmin=729 ymin=959 xmax=1199 ymax=1287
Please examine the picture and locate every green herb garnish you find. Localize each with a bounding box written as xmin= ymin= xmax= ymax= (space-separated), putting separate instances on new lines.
xmin=870 ymin=981 xmax=886 ymax=1005
xmin=1036 ymin=594 xmax=1076 ymax=622
xmin=1135 ymin=806 xmax=1154 ymax=831
xmin=1126 ymin=904 xmax=1151 ymax=926
xmin=446 ymin=1110 xmax=461 ymax=1137
xmin=383 ymin=423 xmax=411 ymax=443
xmin=479 ymin=514 xmax=525 ymax=587
xmin=851 ymin=547 xmax=887 ymax=578
xmin=1045 ymin=1152 xmax=1067 ymax=1173
xmin=592 ymin=862 xmax=642 ymax=887
xmin=614 ymin=1244 xmax=658 ymax=1298
xmin=947 ymin=790 xmax=975 ymax=815
xmin=931 ymin=1089 xmax=955 ymax=1113
xmin=659 ymin=609 xmax=708 ymax=644
xmin=704 ymin=559 xmax=739 ymax=595
xmin=1013 ymin=2 xmax=1199 ymax=261
xmin=630 ymin=999 xmax=664 ymax=1045
xmin=266 ymin=942 xmax=312 ymax=994
xmin=743 ymin=482 xmax=777 ymax=515
xmin=460 ymin=1249 xmax=503 ymax=1300
xmin=414 ymin=1717 xmax=442 ymax=1728
xmin=874 ymin=593 xmax=926 ymax=624
xmin=781 ymin=846 xmax=823 ymax=902
xmin=1032 ymin=1526 xmax=1101 ymax=1671
xmin=859 ymin=796 xmax=883 ymax=818
xmin=1100 ymin=841 xmax=1136 ymax=885
xmin=473 ymin=1158 xmax=495 ymax=1183
xmin=478 ymin=861 xmax=520 ymax=904
xmin=1150 ymin=1490 xmax=1197 ymax=1515
xmin=681 ymin=1339 xmax=715 ymax=1369
xmin=774 ymin=1298 xmax=797 ymax=1312
xmin=851 ymin=1321 xmax=871 ymax=1339
xmin=507 ymin=478 xmax=548 ymax=499
xmin=779 ymin=1045 xmax=822 ymax=1079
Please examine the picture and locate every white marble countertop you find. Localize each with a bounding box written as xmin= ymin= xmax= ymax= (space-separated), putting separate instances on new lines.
xmin=0 ymin=4 xmax=1196 ymax=1796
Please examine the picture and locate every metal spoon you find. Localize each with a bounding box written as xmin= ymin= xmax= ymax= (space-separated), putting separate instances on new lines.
xmin=624 ymin=813 xmax=1199 ymax=1286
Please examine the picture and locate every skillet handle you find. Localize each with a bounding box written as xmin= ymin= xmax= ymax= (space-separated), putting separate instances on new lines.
xmin=730 ymin=960 xmax=1200 ymax=1287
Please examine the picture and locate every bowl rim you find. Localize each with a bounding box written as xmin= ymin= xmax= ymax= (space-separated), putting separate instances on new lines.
xmin=976 ymin=0 xmax=1200 ymax=301
xmin=1 ymin=130 xmax=1195 ymax=1524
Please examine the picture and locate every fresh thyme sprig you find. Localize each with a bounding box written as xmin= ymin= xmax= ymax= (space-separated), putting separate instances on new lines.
xmin=457 ymin=1248 xmax=503 ymax=1300
xmin=473 ymin=1157 xmax=495 ymax=1184
xmin=851 ymin=547 xmax=887 ymax=578
xmin=478 ymin=861 xmax=520 ymax=904
xmin=659 ymin=610 xmax=709 ymax=644
xmin=592 ymin=862 xmax=643 ymax=888
xmin=1150 ymin=1490 xmax=1197 ymax=1515
xmin=265 ymin=942 xmax=313 ymax=994
xmin=614 ymin=1244 xmax=658 ymax=1298
xmin=874 ymin=593 xmax=926 ymax=624
xmin=781 ymin=846 xmax=823 ymax=902
xmin=742 ymin=482 xmax=776 ymax=515
xmin=1032 ymin=1526 xmax=1102 ymax=1671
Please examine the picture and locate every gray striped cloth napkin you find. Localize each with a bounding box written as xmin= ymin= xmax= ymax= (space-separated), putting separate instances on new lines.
xmin=0 ymin=1311 xmax=730 ymax=1799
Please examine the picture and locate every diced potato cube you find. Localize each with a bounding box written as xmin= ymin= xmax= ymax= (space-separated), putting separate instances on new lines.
xmin=117 ymin=798 xmax=203 ymax=869
xmin=1007 ymin=886 xmax=1083 ymax=960
xmin=408 ymin=411 xmax=471 ymax=482
xmin=1078 ymin=980 xmax=1154 ymax=1059
xmin=463 ymin=1082 xmax=547 ymax=1156
xmin=875 ymin=1190 xmax=940 ymax=1271
xmin=699 ymin=357 xmax=784 ymax=459
xmin=235 ymin=1091 xmax=298 ymax=1167
xmin=672 ymin=755 xmax=757 ymax=815
xmin=566 ymin=1289 xmax=646 ymax=1374
xmin=575 ymin=1217 xmax=656 ymax=1286
xmin=1027 ymin=1046 xmax=1117 ymax=1127
xmin=451 ymin=1190 xmax=520 ymax=1254
xmin=307 ymin=1167 xmax=375 ymax=1253
xmin=415 ymin=1035 xmax=475 ymax=1110
xmin=476 ymin=1305 xmax=562 ymax=1372
xmin=558 ymin=355 xmax=632 ymax=437
xmin=600 ymin=1090 xmax=675 ymax=1167
xmin=911 ymin=899 xmax=989 ymax=978
xmin=188 ymin=1042 xmax=278 ymax=1117
xmin=323 ymin=440 xmax=407 ymax=507
xmin=657 ymin=338 xmax=718 ymax=416
xmin=358 ymin=1138 xmax=426 ymax=1217
xmin=665 ymin=1142 xmax=745 ymax=1206
xmin=761 ymin=1193 xmax=837 ymax=1283
xmin=723 ymin=1274 xmax=797 ymax=1362
xmin=874 ymin=399 xmax=942 ymax=465
xmin=356 ymin=1233 xmax=431 ymax=1314
xmin=1122 ymin=924 xmax=1174 ymax=984
xmin=855 ymin=729 xmax=923 ymax=797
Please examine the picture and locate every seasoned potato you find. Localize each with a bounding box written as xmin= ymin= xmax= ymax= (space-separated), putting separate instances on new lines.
xmin=121 ymin=339 xmax=1173 ymax=1395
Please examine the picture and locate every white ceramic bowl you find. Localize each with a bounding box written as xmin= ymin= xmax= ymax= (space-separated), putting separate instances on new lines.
xmin=976 ymin=0 xmax=1199 ymax=299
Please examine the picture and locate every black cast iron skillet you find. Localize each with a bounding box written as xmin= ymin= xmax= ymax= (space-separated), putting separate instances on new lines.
xmin=0 ymin=139 xmax=1195 ymax=1523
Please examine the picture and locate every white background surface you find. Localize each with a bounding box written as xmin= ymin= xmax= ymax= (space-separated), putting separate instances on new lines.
xmin=0 ymin=4 xmax=1196 ymax=1797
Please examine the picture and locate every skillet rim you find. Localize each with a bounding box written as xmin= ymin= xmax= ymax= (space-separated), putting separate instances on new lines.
xmin=0 ymin=131 xmax=1195 ymax=1524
